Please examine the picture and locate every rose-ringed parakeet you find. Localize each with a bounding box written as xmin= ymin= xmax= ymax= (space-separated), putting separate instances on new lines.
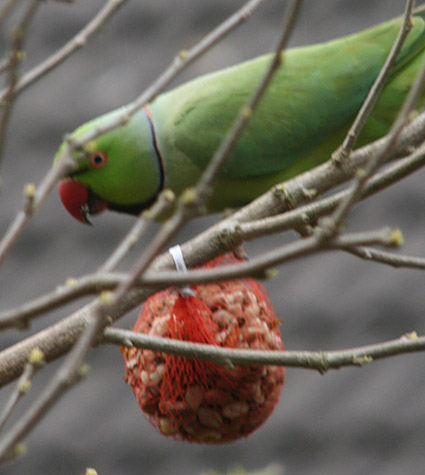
xmin=56 ymin=7 xmax=425 ymax=223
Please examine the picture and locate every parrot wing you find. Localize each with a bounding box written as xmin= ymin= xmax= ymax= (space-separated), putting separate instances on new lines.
xmin=153 ymin=11 xmax=425 ymax=180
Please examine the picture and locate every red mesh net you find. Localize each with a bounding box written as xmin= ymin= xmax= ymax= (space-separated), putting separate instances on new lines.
xmin=122 ymin=253 xmax=285 ymax=443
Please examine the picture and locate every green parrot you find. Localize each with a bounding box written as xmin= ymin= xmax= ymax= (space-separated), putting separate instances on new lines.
xmin=56 ymin=7 xmax=425 ymax=223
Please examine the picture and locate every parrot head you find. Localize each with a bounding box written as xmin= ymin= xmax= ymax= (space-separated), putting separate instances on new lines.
xmin=55 ymin=106 xmax=163 ymax=224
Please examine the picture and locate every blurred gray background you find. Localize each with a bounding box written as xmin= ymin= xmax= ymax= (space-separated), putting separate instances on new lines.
xmin=0 ymin=1 xmax=424 ymax=474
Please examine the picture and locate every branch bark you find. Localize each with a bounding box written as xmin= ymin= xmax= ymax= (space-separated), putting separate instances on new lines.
xmin=102 ymin=328 xmax=425 ymax=373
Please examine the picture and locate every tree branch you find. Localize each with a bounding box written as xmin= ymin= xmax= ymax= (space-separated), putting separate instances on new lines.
xmin=0 ymin=224 xmax=401 ymax=384
xmin=333 ymin=0 xmax=416 ymax=161
xmin=0 ymin=0 xmax=129 ymax=103
xmin=0 ymin=349 xmax=44 ymax=433
xmin=346 ymin=246 xmax=425 ymax=270
xmin=0 ymin=0 xmax=20 ymax=23
xmin=99 ymin=189 xmax=176 ymax=272
xmin=320 ymin=2 xmax=425 ymax=239
xmin=56 ymin=0 xmax=271 ymax=160
xmin=0 ymin=225 xmax=402 ymax=331
xmin=237 ymin=139 xmax=425 ymax=239
xmin=102 ymin=328 xmax=425 ymax=373
xmin=0 ymin=0 xmax=40 ymax=166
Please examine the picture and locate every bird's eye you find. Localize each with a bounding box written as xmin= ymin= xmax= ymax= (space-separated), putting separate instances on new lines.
xmin=90 ymin=151 xmax=108 ymax=169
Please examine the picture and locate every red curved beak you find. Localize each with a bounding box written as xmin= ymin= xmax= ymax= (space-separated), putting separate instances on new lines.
xmin=58 ymin=179 xmax=108 ymax=224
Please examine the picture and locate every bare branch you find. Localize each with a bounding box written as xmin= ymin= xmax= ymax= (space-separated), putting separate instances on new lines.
xmin=194 ymin=0 xmax=303 ymax=204
xmin=0 ymin=0 xmax=20 ymax=23
xmin=56 ymin=0 xmax=271 ymax=160
xmin=0 ymin=354 xmax=88 ymax=463
xmin=237 ymin=139 xmax=425 ymax=239
xmin=0 ymin=0 xmax=129 ymax=103
xmin=321 ymin=4 xmax=425 ymax=239
xmin=0 ymin=349 xmax=44 ymax=433
xmin=0 ymin=224 xmax=401 ymax=383
xmin=0 ymin=0 xmax=40 ymax=165
xmin=0 ymin=274 xmax=121 ymax=331
xmin=333 ymin=0 xmax=416 ymax=161
xmin=220 ymin=107 xmax=425 ymax=232
xmin=99 ymin=189 xmax=176 ymax=272
xmin=38 ymin=0 xmax=78 ymax=3
xmin=346 ymin=246 xmax=425 ymax=270
xmin=102 ymin=328 xmax=425 ymax=373
xmin=0 ymin=151 xmax=74 ymax=266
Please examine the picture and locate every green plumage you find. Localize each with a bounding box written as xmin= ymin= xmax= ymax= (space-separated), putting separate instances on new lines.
xmin=56 ymin=7 xmax=425 ymax=221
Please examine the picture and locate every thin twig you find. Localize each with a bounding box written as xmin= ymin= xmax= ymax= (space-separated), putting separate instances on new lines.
xmin=332 ymin=0 xmax=416 ymax=162
xmin=102 ymin=328 xmax=425 ymax=373
xmin=0 ymin=349 xmax=44 ymax=433
xmin=194 ymin=0 xmax=303 ymax=203
xmin=0 ymin=145 xmax=75 ymax=266
xmin=0 ymin=0 xmax=40 ymax=166
xmin=57 ymin=0 xmax=270 ymax=160
xmin=346 ymin=246 xmax=425 ymax=269
xmin=99 ymin=189 xmax=175 ymax=272
xmin=0 ymin=58 xmax=12 ymax=75
xmin=320 ymin=0 xmax=425 ymax=239
xmin=0 ymin=354 xmax=88 ymax=463
xmin=0 ymin=272 xmax=133 ymax=331
xmin=220 ymin=106 xmax=425 ymax=233
xmin=39 ymin=0 xmax=77 ymax=3
xmin=0 ymin=0 xmax=20 ymax=23
xmin=238 ymin=139 xmax=425 ymax=240
xmin=0 ymin=0 xmax=129 ymax=103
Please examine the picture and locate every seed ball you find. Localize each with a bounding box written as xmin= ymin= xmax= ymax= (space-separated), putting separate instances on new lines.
xmin=122 ymin=254 xmax=285 ymax=443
